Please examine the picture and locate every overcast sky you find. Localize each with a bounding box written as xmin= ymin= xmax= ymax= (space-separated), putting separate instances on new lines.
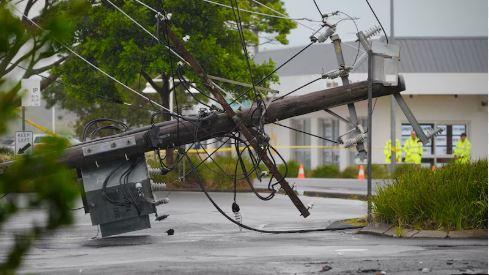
xmin=261 ymin=0 xmax=488 ymax=50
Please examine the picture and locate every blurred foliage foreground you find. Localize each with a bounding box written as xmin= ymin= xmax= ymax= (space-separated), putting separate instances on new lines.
xmin=0 ymin=2 xmax=80 ymax=273
xmin=373 ymin=160 xmax=488 ymax=231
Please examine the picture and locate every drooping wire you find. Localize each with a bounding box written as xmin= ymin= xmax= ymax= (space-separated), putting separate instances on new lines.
xmin=183 ymin=153 xmax=362 ymax=234
xmin=273 ymin=77 xmax=322 ymax=102
xmin=364 ymin=0 xmax=389 ymax=44
xmin=273 ymin=122 xmax=339 ymax=144
xmin=228 ymin=42 xmax=315 ymax=106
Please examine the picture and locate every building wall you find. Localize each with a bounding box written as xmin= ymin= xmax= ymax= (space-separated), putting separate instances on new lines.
xmin=266 ymin=94 xmax=488 ymax=170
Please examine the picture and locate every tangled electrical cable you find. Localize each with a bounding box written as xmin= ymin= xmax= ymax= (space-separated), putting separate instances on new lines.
xmin=81 ymin=118 xmax=129 ymax=142
xmin=67 ymin=0 xmax=368 ymax=234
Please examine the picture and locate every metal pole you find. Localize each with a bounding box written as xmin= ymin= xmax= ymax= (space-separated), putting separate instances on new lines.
xmin=389 ymin=0 xmax=397 ymax=172
xmin=367 ymin=51 xmax=373 ymax=223
xmin=22 ymin=106 xmax=26 ymax=131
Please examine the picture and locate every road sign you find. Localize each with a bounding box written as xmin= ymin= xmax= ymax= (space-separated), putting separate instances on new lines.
xmin=21 ymin=79 xmax=41 ymax=107
xmin=15 ymin=131 xmax=33 ymax=155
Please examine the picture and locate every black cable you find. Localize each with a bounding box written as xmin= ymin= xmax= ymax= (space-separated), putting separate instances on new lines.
xmin=273 ymin=122 xmax=339 ymax=144
xmin=184 ymin=154 xmax=361 ymax=234
xmin=0 ymin=193 xmax=8 ymax=200
xmin=228 ymin=42 xmax=315 ymax=105
xmin=312 ymin=0 xmax=323 ymax=18
xmin=365 ymin=0 xmax=389 ymax=44
xmin=272 ymin=77 xmax=322 ymax=102
xmin=230 ymin=0 xmax=262 ymax=103
xmin=82 ymin=118 xmax=128 ymax=141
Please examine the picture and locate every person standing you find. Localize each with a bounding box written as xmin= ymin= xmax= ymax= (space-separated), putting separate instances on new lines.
xmin=454 ymin=133 xmax=472 ymax=164
xmin=384 ymin=138 xmax=402 ymax=163
xmin=403 ymin=131 xmax=423 ymax=164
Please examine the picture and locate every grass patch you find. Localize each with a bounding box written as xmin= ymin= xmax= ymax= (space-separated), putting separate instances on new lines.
xmin=373 ymin=160 xmax=488 ymax=231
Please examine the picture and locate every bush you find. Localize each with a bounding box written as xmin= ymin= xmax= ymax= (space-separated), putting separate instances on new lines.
xmin=370 ymin=164 xmax=390 ymax=179
xmin=373 ymin=160 xmax=488 ymax=230
xmin=341 ymin=166 xmax=358 ymax=178
xmin=310 ymin=165 xmax=340 ymax=178
xmin=278 ymin=160 xmax=300 ymax=178
xmin=393 ymin=163 xmax=417 ymax=178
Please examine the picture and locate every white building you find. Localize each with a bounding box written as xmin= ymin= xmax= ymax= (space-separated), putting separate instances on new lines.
xmin=255 ymin=37 xmax=488 ymax=170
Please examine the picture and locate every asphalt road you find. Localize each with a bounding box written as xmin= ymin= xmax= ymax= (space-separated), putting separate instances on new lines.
xmin=254 ymin=178 xmax=391 ymax=195
xmin=0 ymin=192 xmax=486 ymax=274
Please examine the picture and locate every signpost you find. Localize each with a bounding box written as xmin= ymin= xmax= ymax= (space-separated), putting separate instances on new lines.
xmin=15 ymin=131 xmax=33 ymax=155
xmin=21 ymin=78 xmax=41 ymax=132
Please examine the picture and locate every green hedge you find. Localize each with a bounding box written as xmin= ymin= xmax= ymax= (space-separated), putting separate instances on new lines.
xmin=341 ymin=164 xmax=391 ymax=179
xmin=373 ymin=160 xmax=488 ymax=230
xmin=310 ymin=165 xmax=340 ymax=178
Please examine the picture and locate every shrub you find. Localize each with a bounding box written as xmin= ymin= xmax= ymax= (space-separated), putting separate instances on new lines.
xmin=373 ymin=160 xmax=488 ymax=230
xmin=310 ymin=165 xmax=340 ymax=178
xmin=341 ymin=166 xmax=358 ymax=178
xmin=278 ymin=160 xmax=300 ymax=178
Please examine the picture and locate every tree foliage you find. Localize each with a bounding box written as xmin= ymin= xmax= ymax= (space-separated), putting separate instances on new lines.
xmin=45 ymin=0 xmax=296 ymax=136
xmin=0 ymin=2 xmax=82 ymax=272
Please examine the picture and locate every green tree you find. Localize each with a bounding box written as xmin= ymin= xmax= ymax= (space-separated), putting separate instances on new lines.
xmin=0 ymin=0 xmax=87 ymax=88
xmin=0 ymin=2 xmax=83 ymax=272
xmin=45 ymin=0 xmax=296 ymax=137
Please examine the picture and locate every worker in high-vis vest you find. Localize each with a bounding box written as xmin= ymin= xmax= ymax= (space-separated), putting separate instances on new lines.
xmin=384 ymin=139 xmax=402 ymax=163
xmin=403 ymin=131 xmax=423 ymax=164
xmin=454 ymin=133 xmax=472 ymax=164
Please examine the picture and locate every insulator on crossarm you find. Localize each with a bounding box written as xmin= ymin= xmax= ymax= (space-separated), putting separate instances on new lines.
xmin=425 ymin=127 xmax=444 ymax=139
xmin=342 ymin=133 xmax=366 ymax=148
xmin=363 ymin=25 xmax=382 ymax=40
xmin=151 ymin=181 xmax=167 ymax=192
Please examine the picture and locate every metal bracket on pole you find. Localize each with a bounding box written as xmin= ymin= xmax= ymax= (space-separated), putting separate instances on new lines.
xmin=330 ymin=34 xmax=367 ymax=160
xmin=392 ymin=93 xmax=444 ymax=145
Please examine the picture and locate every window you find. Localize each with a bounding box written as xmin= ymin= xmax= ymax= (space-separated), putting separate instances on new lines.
xmin=319 ymin=118 xmax=339 ymax=165
xmin=290 ymin=118 xmax=311 ymax=169
xmin=435 ymin=124 xmax=467 ymax=155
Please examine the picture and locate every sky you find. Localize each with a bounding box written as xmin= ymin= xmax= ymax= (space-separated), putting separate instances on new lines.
xmin=261 ymin=0 xmax=488 ymax=50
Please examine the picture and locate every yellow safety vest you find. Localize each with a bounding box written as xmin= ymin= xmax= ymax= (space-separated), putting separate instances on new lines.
xmin=454 ymin=139 xmax=471 ymax=164
xmin=403 ymin=137 xmax=423 ymax=164
xmin=384 ymin=139 xmax=402 ymax=163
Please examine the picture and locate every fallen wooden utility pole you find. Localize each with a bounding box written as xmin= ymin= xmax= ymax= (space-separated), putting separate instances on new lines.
xmin=0 ymin=79 xmax=405 ymax=173
xmin=56 ymin=78 xmax=405 ymax=168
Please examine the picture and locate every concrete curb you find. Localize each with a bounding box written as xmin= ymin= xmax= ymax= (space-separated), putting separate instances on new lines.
xmin=358 ymin=223 xmax=488 ymax=239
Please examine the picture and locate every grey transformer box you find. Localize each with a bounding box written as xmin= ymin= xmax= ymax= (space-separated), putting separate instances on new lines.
xmin=79 ymin=150 xmax=167 ymax=237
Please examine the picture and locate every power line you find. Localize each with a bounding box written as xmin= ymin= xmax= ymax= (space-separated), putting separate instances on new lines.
xmin=311 ymin=0 xmax=323 ymax=18
xmin=201 ymin=0 xmax=321 ymax=29
xmin=364 ymin=0 xmax=389 ymax=44
xmin=249 ymin=0 xmax=318 ymax=31
xmin=105 ymin=0 xmax=190 ymax=67
xmin=273 ymin=122 xmax=339 ymax=144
